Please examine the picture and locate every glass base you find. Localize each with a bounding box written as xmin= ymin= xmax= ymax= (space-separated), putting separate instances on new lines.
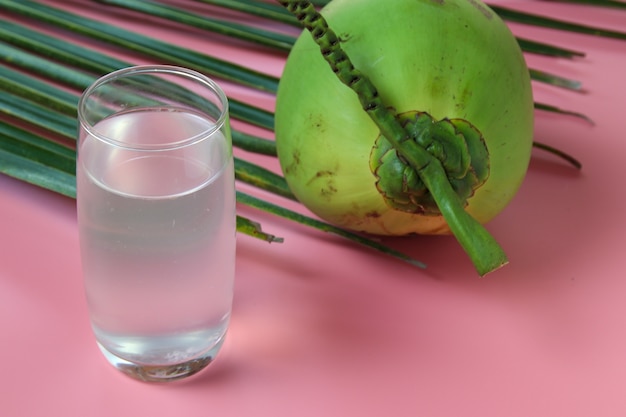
xmin=97 ymin=340 xmax=223 ymax=382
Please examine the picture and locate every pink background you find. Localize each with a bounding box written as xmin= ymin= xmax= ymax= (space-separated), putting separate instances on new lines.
xmin=2 ymin=1 xmax=626 ymax=416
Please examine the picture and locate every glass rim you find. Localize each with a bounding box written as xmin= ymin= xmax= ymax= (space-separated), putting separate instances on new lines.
xmin=77 ymin=65 xmax=229 ymax=152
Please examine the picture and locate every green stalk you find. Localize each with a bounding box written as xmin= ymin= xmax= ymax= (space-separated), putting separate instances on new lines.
xmin=277 ymin=0 xmax=507 ymax=275
xmin=97 ymin=0 xmax=296 ymax=51
xmin=0 ymin=0 xmax=280 ymax=93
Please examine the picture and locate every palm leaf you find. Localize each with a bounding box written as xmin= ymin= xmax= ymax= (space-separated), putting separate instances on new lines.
xmin=0 ymin=21 xmax=276 ymax=130
xmin=0 ymin=86 xmax=421 ymax=264
xmin=0 ymin=120 xmax=283 ymax=242
xmin=236 ymin=216 xmax=284 ymax=243
xmin=237 ymin=191 xmax=427 ymax=268
xmin=542 ymin=0 xmax=626 ymax=9
xmin=0 ymin=92 xmax=77 ymax=139
xmin=90 ymin=0 xmax=589 ymax=104
xmin=0 ymin=122 xmax=77 ymax=197
xmin=98 ymin=0 xmax=296 ymax=51
xmin=490 ymin=4 xmax=626 ymax=39
xmin=517 ymin=37 xmax=585 ymax=58
xmin=1 ymin=0 xmax=623 ymax=269
xmin=0 ymin=0 xmax=279 ymax=92
xmin=0 ymin=65 xmax=290 ymax=198
xmin=195 ymin=0 xmax=297 ymax=24
xmin=0 ymin=35 xmax=424 ymax=267
xmin=280 ymin=0 xmax=626 ymax=38
xmin=534 ymin=102 xmax=594 ymax=125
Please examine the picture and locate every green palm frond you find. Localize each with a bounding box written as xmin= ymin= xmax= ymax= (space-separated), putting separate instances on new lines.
xmin=98 ymin=0 xmax=296 ymax=51
xmin=0 ymin=0 xmax=623 ymax=268
xmin=0 ymin=0 xmax=280 ymax=92
xmin=544 ymin=0 xmax=626 ymax=9
xmin=195 ymin=0 xmax=297 ymax=24
xmin=490 ymin=4 xmax=626 ymax=39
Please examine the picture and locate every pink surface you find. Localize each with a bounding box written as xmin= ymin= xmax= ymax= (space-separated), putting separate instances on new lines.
xmin=2 ymin=1 xmax=626 ymax=416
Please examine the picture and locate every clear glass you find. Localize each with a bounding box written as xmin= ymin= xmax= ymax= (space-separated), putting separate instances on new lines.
xmin=77 ymin=65 xmax=236 ymax=382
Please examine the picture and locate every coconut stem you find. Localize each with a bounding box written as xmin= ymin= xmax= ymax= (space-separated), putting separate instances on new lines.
xmin=278 ymin=0 xmax=508 ymax=275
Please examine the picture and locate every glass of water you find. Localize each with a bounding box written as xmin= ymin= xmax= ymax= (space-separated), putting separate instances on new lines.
xmin=77 ymin=65 xmax=236 ymax=382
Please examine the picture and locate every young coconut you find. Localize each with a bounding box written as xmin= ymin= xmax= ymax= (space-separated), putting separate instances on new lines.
xmin=275 ymin=0 xmax=534 ymax=275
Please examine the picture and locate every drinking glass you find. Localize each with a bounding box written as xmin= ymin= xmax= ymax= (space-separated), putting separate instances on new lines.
xmin=77 ymin=65 xmax=236 ymax=382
